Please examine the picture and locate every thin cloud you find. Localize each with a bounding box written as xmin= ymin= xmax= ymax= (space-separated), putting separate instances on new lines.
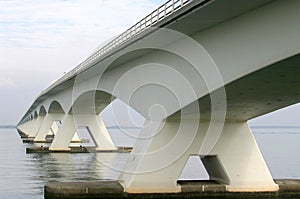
xmin=0 ymin=76 xmax=16 ymax=89
xmin=0 ymin=0 xmax=161 ymax=49
xmin=0 ymin=0 xmax=165 ymax=124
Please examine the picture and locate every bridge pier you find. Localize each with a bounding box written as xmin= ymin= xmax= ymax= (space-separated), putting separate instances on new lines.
xmin=206 ymin=122 xmax=278 ymax=192
xmin=27 ymin=116 xmax=44 ymax=138
xmin=119 ymin=120 xmax=278 ymax=193
xmin=34 ymin=113 xmax=64 ymax=142
xmin=49 ymin=114 xmax=76 ymax=151
xmin=17 ymin=120 xmax=34 ymax=137
xmin=73 ymin=114 xmax=117 ymax=151
xmin=49 ymin=114 xmax=116 ymax=151
xmin=50 ymin=121 xmax=60 ymax=136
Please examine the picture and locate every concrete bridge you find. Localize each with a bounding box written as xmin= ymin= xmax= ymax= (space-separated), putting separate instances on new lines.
xmin=17 ymin=0 xmax=300 ymax=194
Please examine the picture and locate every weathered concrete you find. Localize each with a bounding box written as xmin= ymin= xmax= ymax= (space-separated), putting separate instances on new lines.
xmin=26 ymin=146 xmax=132 ymax=153
xmin=17 ymin=129 xmax=28 ymax=138
xmin=44 ymin=179 xmax=300 ymax=199
xmin=23 ymin=138 xmax=90 ymax=144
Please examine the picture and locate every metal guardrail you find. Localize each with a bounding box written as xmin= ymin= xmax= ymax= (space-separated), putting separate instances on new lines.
xmin=42 ymin=0 xmax=191 ymax=95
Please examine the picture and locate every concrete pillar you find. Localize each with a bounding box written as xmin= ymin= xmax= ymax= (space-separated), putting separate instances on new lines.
xmin=17 ymin=120 xmax=34 ymax=137
xmin=48 ymin=121 xmax=60 ymax=136
xmin=74 ymin=114 xmax=117 ymax=150
xmin=34 ymin=114 xmax=64 ymax=142
xmin=49 ymin=114 xmax=115 ymax=151
xmin=49 ymin=114 xmax=76 ymax=151
xmin=119 ymin=120 xmax=278 ymax=193
xmin=28 ymin=116 xmax=44 ymax=138
xmin=207 ymin=122 xmax=278 ymax=192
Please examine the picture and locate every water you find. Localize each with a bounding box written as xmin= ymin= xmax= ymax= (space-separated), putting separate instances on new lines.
xmin=0 ymin=127 xmax=300 ymax=198
xmin=252 ymin=126 xmax=300 ymax=179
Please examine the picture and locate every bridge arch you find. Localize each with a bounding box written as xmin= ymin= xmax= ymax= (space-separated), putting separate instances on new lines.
xmin=69 ymin=90 xmax=115 ymax=115
xmin=39 ymin=106 xmax=47 ymax=117
xmin=92 ymin=25 xmax=228 ymax=123
xmin=33 ymin=111 xmax=38 ymax=119
xmin=48 ymin=100 xmax=65 ymax=114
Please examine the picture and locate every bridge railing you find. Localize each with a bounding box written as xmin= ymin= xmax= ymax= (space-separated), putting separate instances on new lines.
xmin=40 ymin=0 xmax=191 ymax=96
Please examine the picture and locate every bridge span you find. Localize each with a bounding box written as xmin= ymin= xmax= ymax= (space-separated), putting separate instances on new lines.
xmin=18 ymin=0 xmax=300 ymax=193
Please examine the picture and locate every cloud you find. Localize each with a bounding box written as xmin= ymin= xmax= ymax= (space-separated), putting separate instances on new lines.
xmin=0 ymin=76 xmax=16 ymax=89
xmin=0 ymin=0 xmax=165 ymax=81
xmin=0 ymin=0 xmax=165 ymax=124
xmin=0 ymin=0 xmax=161 ymax=49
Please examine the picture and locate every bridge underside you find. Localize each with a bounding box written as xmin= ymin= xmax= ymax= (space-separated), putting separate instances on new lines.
xmin=119 ymin=54 xmax=300 ymax=193
xmin=176 ymin=53 xmax=300 ymax=122
xmin=225 ymin=53 xmax=300 ymax=121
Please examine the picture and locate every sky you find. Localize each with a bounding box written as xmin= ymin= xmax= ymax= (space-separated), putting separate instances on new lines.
xmin=0 ymin=0 xmax=300 ymax=126
xmin=0 ymin=0 xmax=164 ymax=125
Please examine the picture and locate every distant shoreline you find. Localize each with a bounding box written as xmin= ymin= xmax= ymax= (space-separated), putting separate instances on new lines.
xmin=107 ymin=125 xmax=142 ymax=130
xmin=0 ymin=125 xmax=17 ymax=129
xmin=250 ymin=125 xmax=300 ymax=129
xmin=1 ymin=124 xmax=299 ymax=130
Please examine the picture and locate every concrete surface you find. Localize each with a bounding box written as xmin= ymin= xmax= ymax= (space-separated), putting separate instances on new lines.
xmin=44 ymin=179 xmax=300 ymax=199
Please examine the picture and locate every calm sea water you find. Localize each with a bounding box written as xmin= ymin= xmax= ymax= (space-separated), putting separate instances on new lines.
xmin=0 ymin=127 xmax=300 ymax=198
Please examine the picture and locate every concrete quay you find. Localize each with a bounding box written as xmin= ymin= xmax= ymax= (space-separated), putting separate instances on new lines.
xmin=45 ymin=179 xmax=300 ymax=199
xmin=22 ymin=138 xmax=90 ymax=144
xmin=26 ymin=146 xmax=132 ymax=153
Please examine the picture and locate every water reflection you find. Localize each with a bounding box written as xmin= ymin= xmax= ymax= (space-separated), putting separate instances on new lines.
xmin=1 ymin=128 xmax=300 ymax=198
xmin=28 ymin=153 xmax=126 ymax=183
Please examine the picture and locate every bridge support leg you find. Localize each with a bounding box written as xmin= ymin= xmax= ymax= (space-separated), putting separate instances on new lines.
xmin=34 ymin=114 xmax=64 ymax=142
xmin=28 ymin=116 xmax=44 ymax=138
xmin=49 ymin=114 xmax=76 ymax=151
xmin=119 ymin=119 xmax=193 ymax=193
xmin=73 ymin=114 xmax=117 ymax=150
xmin=205 ymin=122 xmax=278 ymax=192
xmin=17 ymin=120 xmax=34 ymax=137
xmin=119 ymin=120 xmax=278 ymax=193
xmin=49 ymin=114 xmax=116 ymax=151
xmin=50 ymin=121 xmax=60 ymax=136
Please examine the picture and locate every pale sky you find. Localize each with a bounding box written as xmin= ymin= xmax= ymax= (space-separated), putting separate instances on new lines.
xmin=0 ymin=0 xmax=299 ymax=126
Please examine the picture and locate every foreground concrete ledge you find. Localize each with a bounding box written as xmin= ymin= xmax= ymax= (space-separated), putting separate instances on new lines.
xmin=275 ymin=179 xmax=300 ymax=192
xmin=26 ymin=146 xmax=132 ymax=153
xmin=23 ymin=139 xmax=90 ymax=144
xmin=44 ymin=179 xmax=300 ymax=199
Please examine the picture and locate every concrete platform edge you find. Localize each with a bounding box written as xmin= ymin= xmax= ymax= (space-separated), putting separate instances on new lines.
xmin=44 ymin=179 xmax=300 ymax=199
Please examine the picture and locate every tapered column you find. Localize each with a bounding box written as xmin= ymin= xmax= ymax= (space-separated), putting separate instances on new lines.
xmin=48 ymin=121 xmax=60 ymax=136
xmin=17 ymin=120 xmax=34 ymax=137
xmin=74 ymin=114 xmax=116 ymax=150
xmin=119 ymin=119 xmax=195 ymax=193
xmin=28 ymin=116 xmax=44 ymax=138
xmin=49 ymin=114 xmax=76 ymax=151
xmin=119 ymin=120 xmax=278 ymax=193
xmin=49 ymin=113 xmax=114 ymax=151
xmin=34 ymin=114 xmax=64 ymax=142
xmin=206 ymin=122 xmax=278 ymax=192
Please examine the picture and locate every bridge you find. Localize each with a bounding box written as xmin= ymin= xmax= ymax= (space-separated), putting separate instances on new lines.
xmin=17 ymin=0 xmax=300 ymax=194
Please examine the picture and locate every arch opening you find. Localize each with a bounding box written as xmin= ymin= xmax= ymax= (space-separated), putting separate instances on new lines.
xmin=101 ymin=99 xmax=144 ymax=147
xmin=178 ymin=155 xmax=209 ymax=181
xmin=34 ymin=111 xmax=38 ymax=119
xmin=69 ymin=90 xmax=115 ymax=115
xmin=39 ymin=106 xmax=47 ymax=117
xmin=48 ymin=101 xmax=65 ymax=114
xmin=48 ymin=120 xmax=62 ymax=138
xmin=73 ymin=126 xmax=96 ymax=148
